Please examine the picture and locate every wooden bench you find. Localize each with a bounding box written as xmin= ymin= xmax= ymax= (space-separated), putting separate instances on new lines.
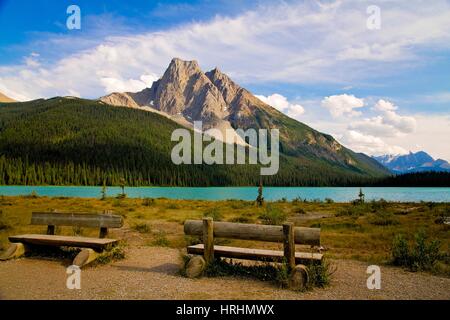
xmin=183 ymin=218 xmax=322 ymax=289
xmin=0 ymin=211 xmax=123 ymax=267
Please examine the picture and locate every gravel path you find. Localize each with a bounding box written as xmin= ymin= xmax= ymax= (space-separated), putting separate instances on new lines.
xmin=0 ymin=247 xmax=449 ymax=300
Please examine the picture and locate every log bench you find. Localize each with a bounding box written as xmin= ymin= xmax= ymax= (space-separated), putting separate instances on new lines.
xmin=0 ymin=211 xmax=123 ymax=267
xmin=183 ymin=218 xmax=322 ymax=289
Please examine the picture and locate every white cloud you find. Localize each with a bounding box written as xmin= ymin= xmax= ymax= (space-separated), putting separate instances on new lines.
xmin=348 ymin=99 xmax=416 ymax=139
xmin=2 ymin=0 xmax=450 ymax=100
xmin=256 ymin=93 xmax=305 ymax=120
xmin=99 ymin=74 xmax=158 ymax=94
xmin=321 ymin=94 xmax=365 ymax=118
xmin=385 ymin=114 xmax=450 ymax=160
xmin=339 ymin=130 xmax=407 ymax=156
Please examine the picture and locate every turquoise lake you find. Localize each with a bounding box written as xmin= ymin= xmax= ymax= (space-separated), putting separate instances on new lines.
xmin=0 ymin=186 xmax=449 ymax=202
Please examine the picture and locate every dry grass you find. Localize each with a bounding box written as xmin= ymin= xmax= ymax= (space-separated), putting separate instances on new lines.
xmin=0 ymin=195 xmax=448 ymax=275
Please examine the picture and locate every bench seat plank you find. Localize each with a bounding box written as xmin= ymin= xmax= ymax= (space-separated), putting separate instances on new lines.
xmin=187 ymin=244 xmax=323 ymax=264
xmin=9 ymin=234 xmax=118 ymax=250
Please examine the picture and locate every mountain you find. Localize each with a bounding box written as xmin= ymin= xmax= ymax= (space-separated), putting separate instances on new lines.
xmin=373 ymin=151 xmax=450 ymax=173
xmin=101 ymin=58 xmax=388 ymax=177
xmin=0 ymin=92 xmax=16 ymax=103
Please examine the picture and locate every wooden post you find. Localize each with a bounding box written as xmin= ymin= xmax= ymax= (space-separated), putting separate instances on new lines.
xmin=47 ymin=225 xmax=55 ymax=235
xmin=203 ymin=217 xmax=214 ymax=264
xmin=283 ymin=223 xmax=295 ymax=270
xmin=99 ymin=227 xmax=108 ymax=238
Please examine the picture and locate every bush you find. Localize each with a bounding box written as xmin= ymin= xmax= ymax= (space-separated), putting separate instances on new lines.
xmin=203 ymin=207 xmax=223 ymax=221
xmin=392 ymin=235 xmax=410 ymax=266
xmin=142 ymin=198 xmax=155 ymax=206
xmin=259 ymin=205 xmax=287 ymax=225
xmin=153 ymin=231 xmax=170 ymax=247
xmin=166 ymin=203 xmax=180 ymax=209
xmin=369 ymin=211 xmax=399 ymax=226
xmin=293 ymin=207 xmax=306 ymax=214
xmin=370 ymin=199 xmax=389 ymax=212
xmin=95 ymin=245 xmax=126 ymax=265
xmin=230 ymin=215 xmax=254 ymax=223
xmin=324 ymin=198 xmax=334 ymax=204
xmin=133 ymin=222 xmax=151 ymax=233
xmin=391 ymin=231 xmax=442 ymax=272
xmin=336 ymin=205 xmax=365 ymax=217
xmin=307 ymin=259 xmax=335 ymax=288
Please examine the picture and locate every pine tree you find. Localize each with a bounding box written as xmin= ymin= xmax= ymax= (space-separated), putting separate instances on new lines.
xmin=256 ymin=179 xmax=264 ymax=206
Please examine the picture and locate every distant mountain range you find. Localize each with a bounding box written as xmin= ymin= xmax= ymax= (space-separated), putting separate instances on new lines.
xmin=0 ymin=92 xmax=15 ymax=103
xmin=373 ymin=151 xmax=450 ymax=173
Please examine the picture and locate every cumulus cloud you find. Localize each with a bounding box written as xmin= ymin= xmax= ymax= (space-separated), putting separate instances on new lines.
xmin=2 ymin=0 xmax=450 ymax=100
xmin=339 ymin=130 xmax=407 ymax=156
xmin=256 ymin=93 xmax=305 ymax=120
xmin=100 ymin=74 xmax=158 ymax=94
xmin=321 ymin=94 xmax=365 ymax=117
xmin=350 ymin=99 xmax=416 ymax=137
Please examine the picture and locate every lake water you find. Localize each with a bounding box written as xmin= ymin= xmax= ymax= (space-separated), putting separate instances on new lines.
xmin=0 ymin=186 xmax=449 ymax=202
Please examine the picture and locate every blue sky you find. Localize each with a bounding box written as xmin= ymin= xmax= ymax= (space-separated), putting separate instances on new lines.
xmin=0 ymin=0 xmax=449 ymax=159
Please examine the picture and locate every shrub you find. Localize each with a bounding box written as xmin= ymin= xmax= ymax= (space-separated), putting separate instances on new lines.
xmin=324 ymin=198 xmax=334 ymax=204
xmin=259 ymin=205 xmax=287 ymax=225
xmin=142 ymin=198 xmax=155 ymax=206
xmin=336 ymin=205 xmax=365 ymax=217
xmin=203 ymin=207 xmax=223 ymax=221
xmin=370 ymin=199 xmax=388 ymax=212
xmin=230 ymin=215 xmax=254 ymax=223
xmin=133 ymin=222 xmax=151 ymax=233
xmin=307 ymin=259 xmax=335 ymax=289
xmin=391 ymin=231 xmax=442 ymax=272
xmin=293 ymin=207 xmax=306 ymax=214
xmin=166 ymin=203 xmax=180 ymax=209
xmin=153 ymin=231 xmax=170 ymax=247
xmin=95 ymin=245 xmax=126 ymax=265
xmin=392 ymin=235 xmax=410 ymax=267
xmin=369 ymin=212 xmax=399 ymax=226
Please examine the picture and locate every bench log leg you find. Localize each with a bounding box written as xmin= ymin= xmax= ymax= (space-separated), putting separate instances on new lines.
xmin=73 ymin=248 xmax=100 ymax=268
xmin=0 ymin=242 xmax=28 ymax=261
xmin=288 ymin=264 xmax=309 ymax=291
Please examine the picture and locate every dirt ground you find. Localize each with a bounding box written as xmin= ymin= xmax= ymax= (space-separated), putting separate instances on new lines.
xmin=0 ymin=246 xmax=449 ymax=300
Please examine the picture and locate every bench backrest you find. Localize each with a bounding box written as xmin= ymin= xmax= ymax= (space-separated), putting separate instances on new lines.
xmin=184 ymin=220 xmax=320 ymax=246
xmin=31 ymin=212 xmax=123 ymax=238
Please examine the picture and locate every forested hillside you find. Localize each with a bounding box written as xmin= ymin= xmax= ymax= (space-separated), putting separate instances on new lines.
xmin=0 ymin=98 xmax=387 ymax=186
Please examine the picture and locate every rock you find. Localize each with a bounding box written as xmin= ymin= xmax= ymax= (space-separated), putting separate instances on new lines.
xmin=288 ymin=264 xmax=309 ymax=291
xmin=185 ymin=255 xmax=206 ymax=278
xmin=73 ymin=248 xmax=100 ymax=267
xmin=0 ymin=242 xmax=27 ymax=260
